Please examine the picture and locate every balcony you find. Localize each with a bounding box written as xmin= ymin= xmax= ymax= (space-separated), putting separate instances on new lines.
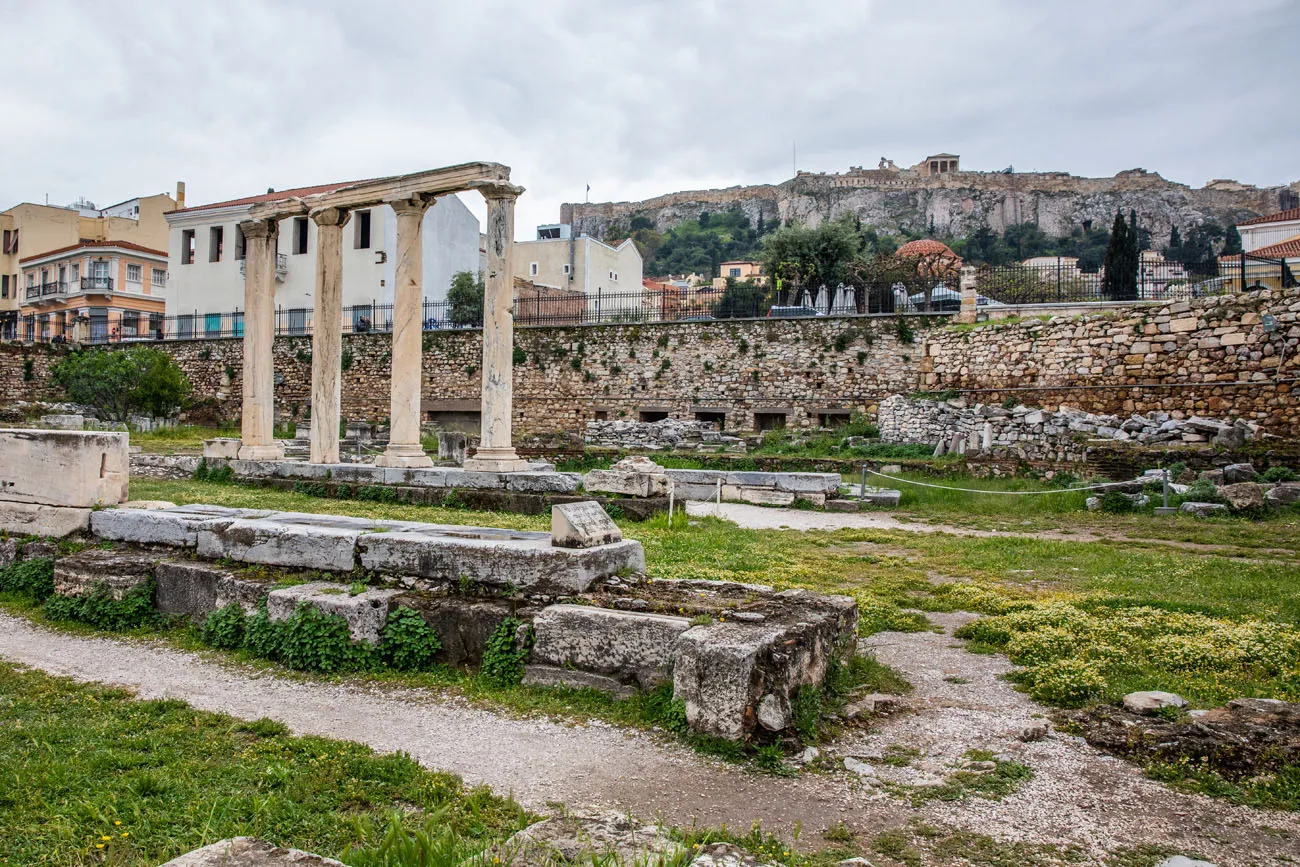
xmin=239 ymin=253 xmax=289 ymax=282
xmin=81 ymin=276 xmax=114 ymax=293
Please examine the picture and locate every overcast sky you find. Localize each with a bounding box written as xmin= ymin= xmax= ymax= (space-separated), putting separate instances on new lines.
xmin=2 ymin=0 xmax=1296 ymax=237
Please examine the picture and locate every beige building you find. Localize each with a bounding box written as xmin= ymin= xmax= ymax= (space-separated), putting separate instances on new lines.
xmin=0 ymin=188 xmax=178 ymax=338
xmin=18 ymin=241 xmax=168 ymax=343
xmin=513 ymin=223 xmax=642 ymax=314
xmin=711 ymin=260 xmax=767 ymax=290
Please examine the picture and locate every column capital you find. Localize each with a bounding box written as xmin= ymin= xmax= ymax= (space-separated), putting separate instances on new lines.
xmin=472 ymin=181 xmax=526 ymax=202
xmin=386 ymin=194 xmax=435 ymax=216
xmin=239 ymin=218 xmax=279 ymax=239
xmin=309 ymin=206 xmax=351 ymax=227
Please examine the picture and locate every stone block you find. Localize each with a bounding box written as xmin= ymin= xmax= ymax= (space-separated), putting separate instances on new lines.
xmin=1265 ymin=483 xmax=1300 ymax=506
xmin=738 ymin=488 xmax=795 ymax=506
xmin=671 ymin=482 xmax=723 ymax=501
xmin=436 ymin=431 xmax=468 ymax=465
xmin=273 ymin=462 xmax=332 ymax=481
xmin=0 ymin=428 xmax=128 ymax=508
xmin=39 ymin=413 xmax=86 ymax=430
xmin=441 ymin=470 xmax=509 ymax=489
xmin=506 ymin=471 xmax=582 ymax=493
xmin=725 ymin=471 xmax=778 ymax=488
xmin=531 ymin=604 xmax=692 ymax=689
xmin=357 ymin=528 xmax=644 ymax=596
xmin=1222 ymin=463 xmax=1258 ymax=483
xmin=323 ymin=463 xmax=386 ymax=485
xmin=53 ymin=548 xmax=158 ymax=599
xmin=1180 ymin=501 xmax=1228 ymax=517
xmin=523 ymin=664 xmax=637 ymax=698
xmin=154 ymin=560 xmax=234 ymax=621
xmin=825 ymin=499 xmax=860 ymax=512
xmin=1220 ymin=482 xmax=1264 ymax=511
xmin=266 ymin=581 xmax=402 ymax=645
xmin=215 ymin=574 xmax=274 ymax=614
xmin=0 ymin=538 xmax=15 ymax=569
xmin=673 ymin=591 xmax=858 ymax=740
xmin=663 ymin=469 xmax=727 ymax=485
xmin=92 ymin=505 xmax=275 ymax=547
xmin=859 ymin=488 xmax=901 ymax=507
xmin=399 ymin=468 xmax=452 ymax=488
xmin=0 ymin=503 xmax=92 ymax=537
xmin=202 ymin=438 xmax=242 ymax=460
xmin=197 ymin=514 xmax=363 ymax=571
xmin=552 ymin=501 xmax=622 ymax=549
xmin=772 ymin=473 xmax=843 ymax=494
xmin=1123 ymin=690 xmax=1187 ymax=715
xmin=157 ymin=837 xmax=346 ymax=867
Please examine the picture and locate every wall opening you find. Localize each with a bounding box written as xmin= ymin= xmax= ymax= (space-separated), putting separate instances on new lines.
xmin=181 ymin=229 xmax=195 ymax=265
xmin=817 ymin=411 xmax=851 ymax=428
xmin=209 ymin=226 xmax=224 ymax=262
xmin=639 ymin=410 xmax=669 ymax=423
xmin=754 ymin=412 xmax=787 ymax=431
xmin=694 ymin=411 xmax=726 ymax=429
xmin=424 ymin=410 xmax=480 ymax=435
xmin=354 ymin=210 xmax=371 ymax=249
xmin=293 ymin=217 xmax=309 ymax=255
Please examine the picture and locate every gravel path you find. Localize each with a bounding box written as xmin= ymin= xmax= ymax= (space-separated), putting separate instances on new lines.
xmin=3 ymin=612 xmax=1296 ymax=864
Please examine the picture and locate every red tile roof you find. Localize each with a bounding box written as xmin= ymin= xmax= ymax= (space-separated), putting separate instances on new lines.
xmin=173 ymin=178 xmax=383 ymax=214
xmin=20 ymin=239 xmax=168 ymax=263
xmin=1250 ymin=236 xmax=1300 ymax=259
xmin=1238 ymin=207 xmax=1300 ymax=227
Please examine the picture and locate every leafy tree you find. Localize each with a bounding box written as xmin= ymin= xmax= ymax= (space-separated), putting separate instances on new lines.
xmin=761 ymin=215 xmax=863 ymax=309
xmin=646 ymin=205 xmax=770 ymax=276
xmin=1221 ymin=225 xmax=1243 ymax=256
xmin=52 ymin=346 xmax=191 ymax=421
xmin=1101 ymin=211 xmax=1137 ymax=301
xmin=712 ymin=278 xmax=770 ymax=319
xmin=447 ymin=270 xmax=484 ymax=327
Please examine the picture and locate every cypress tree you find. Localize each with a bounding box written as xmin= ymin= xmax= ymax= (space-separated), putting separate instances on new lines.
xmin=1102 ymin=211 xmax=1137 ymax=301
xmin=1222 ymin=226 xmax=1243 ymax=256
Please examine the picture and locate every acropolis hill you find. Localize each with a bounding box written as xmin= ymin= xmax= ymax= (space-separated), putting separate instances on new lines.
xmin=561 ymin=154 xmax=1300 ymax=245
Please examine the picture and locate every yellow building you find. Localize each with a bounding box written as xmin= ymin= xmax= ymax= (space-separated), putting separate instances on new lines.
xmin=18 ymin=241 xmax=169 ymax=344
xmin=711 ymin=260 xmax=767 ymax=290
xmin=0 ymin=187 xmax=179 ymax=338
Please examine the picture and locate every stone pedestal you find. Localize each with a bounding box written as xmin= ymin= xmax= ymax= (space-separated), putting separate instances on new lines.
xmin=238 ymin=219 xmax=284 ymax=461
xmin=377 ymin=196 xmax=434 ymax=469
xmin=464 ymin=184 xmax=529 ymax=473
xmin=309 ymin=207 xmax=349 ymax=464
xmin=958 ymin=265 xmax=978 ymax=324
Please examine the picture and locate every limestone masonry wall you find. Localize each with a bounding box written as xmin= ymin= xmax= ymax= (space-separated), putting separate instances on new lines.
xmin=2 ymin=287 xmax=1296 ymax=440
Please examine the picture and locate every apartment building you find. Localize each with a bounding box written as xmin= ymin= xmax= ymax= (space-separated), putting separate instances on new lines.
xmin=18 ymin=241 xmax=167 ymax=342
xmin=513 ymin=223 xmax=642 ymax=314
xmin=164 ymin=180 xmax=480 ymax=335
xmin=0 ymin=188 xmax=178 ymax=338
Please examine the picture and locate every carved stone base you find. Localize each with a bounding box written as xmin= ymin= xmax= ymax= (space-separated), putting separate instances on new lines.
xmin=375 ymin=443 xmax=434 ymax=468
xmin=237 ymin=442 xmax=285 ymax=461
xmin=463 ymin=448 xmax=530 ymax=473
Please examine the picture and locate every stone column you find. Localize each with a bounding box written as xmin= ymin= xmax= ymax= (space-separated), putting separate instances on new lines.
xmin=309 ymin=206 xmax=350 ymax=464
xmin=465 ymin=183 xmax=529 ymax=473
xmin=957 ymin=265 xmax=978 ymax=324
xmin=238 ymin=218 xmax=284 ymax=461
xmin=376 ymin=196 xmax=435 ymax=468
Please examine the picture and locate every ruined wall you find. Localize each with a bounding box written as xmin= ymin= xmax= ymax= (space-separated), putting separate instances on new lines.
xmin=920 ymin=287 xmax=1300 ymax=437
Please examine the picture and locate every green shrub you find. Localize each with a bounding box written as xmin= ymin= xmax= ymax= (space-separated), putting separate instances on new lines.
xmin=278 ymin=603 xmax=371 ymax=673
xmin=480 ymin=618 xmax=528 ymax=687
xmin=201 ymin=604 xmax=247 ymax=649
xmin=1262 ymin=466 xmax=1299 ymax=483
xmin=0 ymin=557 xmax=55 ymax=602
xmin=1166 ymin=461 xmax=1188 ymax=482
xmin=378 ymin=608 xmax=442 ymax=671
xmin=242 ymin=606 xmax=284 ymax=659
xmin=209 ymin=464 xmax=234 ymax=483
xmin=1023 ymin=657 xmax=1106 ymax=707
xmin=790 ymin=686 xmax=823 ymax=743
xmin=193 ymin=457 xmax=211 ymax=482
xmin=51 ymin=345 xmax=190 ymax=421
xmin=1181 ymin=479 xmax=1224 ymax=504
xmin=1098 ymin=492 xmax=1134 ymax=514
xmin=43 ymin=581 xmax=157 ymax=631
xmin=356 ymin=485 xmax=398 ymax=503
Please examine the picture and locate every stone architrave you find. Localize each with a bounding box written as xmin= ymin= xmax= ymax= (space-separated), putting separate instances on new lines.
xmin=464 ymin=183 xmax=530 ymax=473
xmin=376 ymin=196 xmax=436 ymax=468
xmin=309 ymin=206 xmax=350 ymax=464
xmin=238 ymin=219 xmax=285 ymax=461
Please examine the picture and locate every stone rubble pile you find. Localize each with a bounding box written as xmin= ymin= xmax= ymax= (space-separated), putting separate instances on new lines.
xmin=584 ymin=418 xmax=746 ymax=451
xmin=878 ymin=393 xmax=1264 ymax=462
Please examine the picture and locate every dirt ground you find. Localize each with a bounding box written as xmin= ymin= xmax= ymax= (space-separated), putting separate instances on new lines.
xmin=2 ymin=611 xmax=1295 ymax=865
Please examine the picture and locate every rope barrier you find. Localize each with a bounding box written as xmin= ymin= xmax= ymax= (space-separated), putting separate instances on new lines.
xmin=862 ymin=469 xmax=1154 ymax=496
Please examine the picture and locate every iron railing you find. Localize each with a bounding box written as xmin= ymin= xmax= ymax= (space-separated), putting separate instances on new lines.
xmin=81 ymin=276 xmax=114 ymax=292
xmin=969 ymin=258 xmax=1272 ymax=306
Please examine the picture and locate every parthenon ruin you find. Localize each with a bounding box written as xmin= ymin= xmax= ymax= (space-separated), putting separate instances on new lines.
xmin=236 ymin=162 xmax=529 ymax=472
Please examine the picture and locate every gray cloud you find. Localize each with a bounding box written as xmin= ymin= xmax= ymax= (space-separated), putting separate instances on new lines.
xmin=1 ymin=0 xmax=1295 ymax=235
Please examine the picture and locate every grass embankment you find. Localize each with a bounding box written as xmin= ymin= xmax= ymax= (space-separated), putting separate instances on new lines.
xmin=0 ymin=662 xmax=529 ymax=867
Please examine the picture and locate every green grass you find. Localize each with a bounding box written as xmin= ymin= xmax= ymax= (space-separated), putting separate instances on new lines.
xmin=0 ymin=662 xmax=529 ymax=866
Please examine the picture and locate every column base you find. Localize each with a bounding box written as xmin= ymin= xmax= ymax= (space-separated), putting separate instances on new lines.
xmin=237 ymin=442 xmax=285 ymax=461
xmin=375 ymin=443 xmax=434 ymax=468
xmin=463 ymin=448 xmax=531 ymax=473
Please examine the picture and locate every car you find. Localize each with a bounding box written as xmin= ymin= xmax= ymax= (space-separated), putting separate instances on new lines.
xmin=766 ymin=305 xmax=822 ymax=318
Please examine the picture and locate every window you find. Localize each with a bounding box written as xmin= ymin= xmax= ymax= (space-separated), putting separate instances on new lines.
xmin=729 ymin=267 xmax=741 ymax=278
xmin=70 ymin=264 xmax=79 ymax=282
xmin=26 ymin=273 xmax=35 ymax=288
xmin=1 ymin=230 xmax=10 ymax=254
xmin=562 ymin=263 xmax=571 ymax=276
xmin=122 ymin=312 xmax=139 ymax=337
xmin=354 ymin=210 xmax=372 ymax=249
xmin=234 ymin=225 xmax=246 ymax=260
xmin=126 ymin=264 xmax=142 ymax=283
xmin=181 ymin=229 xmax=195 ymax=264
xmin=293 ymin=217 xmax=308 ymax=255
xmin=205 ymin=312 xmax=222 ymax=337
xmin=1 ymin=275 xmax=7 ymax=298
xmin=151 ymin=268 xmax=167 ymax=287
xmin=529 ymin=262 xmax=539 ymax=277
xmin=209 ymin=226 xmax=224 ymax=262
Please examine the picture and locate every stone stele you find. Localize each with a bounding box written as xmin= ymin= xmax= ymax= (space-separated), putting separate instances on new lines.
xmin=551 ymin=501 xmax=623 ymax=549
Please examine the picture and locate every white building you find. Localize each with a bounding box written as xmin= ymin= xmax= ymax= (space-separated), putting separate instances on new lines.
xmin=1237 ymin=207 xmax=1300 ymax=258
xmin=164 ymin=179 xmax=480 ymax=334
xmin=513 ymin=224 xmax=643 ymax=314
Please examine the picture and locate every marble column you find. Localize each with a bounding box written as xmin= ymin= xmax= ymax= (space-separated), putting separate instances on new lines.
xmin=309 ymin=206 xmax=350 ymax=464
xmin=376 ymin=195 xmax=434 ymax=468
xmin=464 ymin=184 xmax=529 ymax=473
xmin=238 ymin=218 xmax=284 ymax=460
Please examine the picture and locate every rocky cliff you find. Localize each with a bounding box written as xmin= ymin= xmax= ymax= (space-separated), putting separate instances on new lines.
xmin=561 ymin=167 xmax=1298 ymax=247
